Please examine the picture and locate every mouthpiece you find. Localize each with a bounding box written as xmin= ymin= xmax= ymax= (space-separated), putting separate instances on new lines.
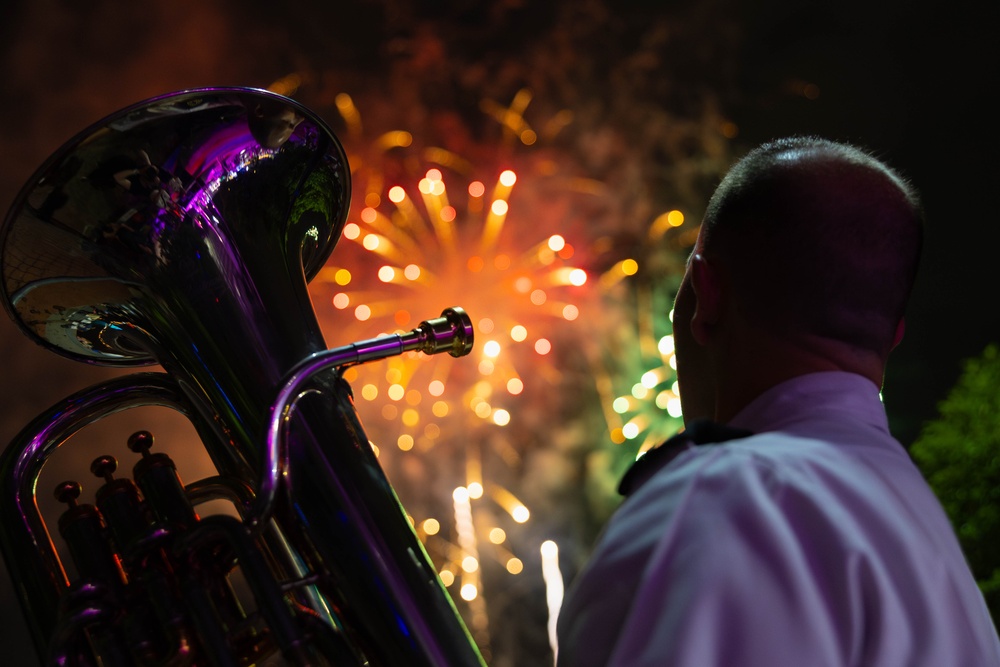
xmin=414 ymin=307 xmax=475 ymax=358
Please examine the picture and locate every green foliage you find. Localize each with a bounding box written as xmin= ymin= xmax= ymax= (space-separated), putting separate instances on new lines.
xmin=911 ymin=344 xmax=1000 ymax=625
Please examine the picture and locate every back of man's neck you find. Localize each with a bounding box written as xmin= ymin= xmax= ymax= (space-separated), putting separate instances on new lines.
xmin=711 ymin=331 xmax=886 ymax=424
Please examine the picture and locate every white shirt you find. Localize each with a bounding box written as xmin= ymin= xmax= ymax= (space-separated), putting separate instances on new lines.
xmin=557 ymin=372 xmax=1000 ymax=666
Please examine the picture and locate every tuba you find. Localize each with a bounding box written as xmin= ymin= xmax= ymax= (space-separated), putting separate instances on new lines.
xmin=0 ymin=87 xmax=487 ymax=666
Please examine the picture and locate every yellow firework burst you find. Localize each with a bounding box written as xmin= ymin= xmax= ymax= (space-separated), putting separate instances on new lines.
xmin=314 ymin=165 xmax=591 ymax=450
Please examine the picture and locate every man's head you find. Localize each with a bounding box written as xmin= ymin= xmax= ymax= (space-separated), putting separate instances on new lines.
xmin=672 ymin=137 xmax=924 ymax=422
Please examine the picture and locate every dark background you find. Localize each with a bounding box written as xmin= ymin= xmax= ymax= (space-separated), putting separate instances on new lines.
xmin=0 ymin=1 xmax=997 ymax=665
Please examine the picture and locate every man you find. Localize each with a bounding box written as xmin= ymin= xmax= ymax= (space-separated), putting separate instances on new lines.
xmin=556 ymin=137 xmax=1000 ymax=666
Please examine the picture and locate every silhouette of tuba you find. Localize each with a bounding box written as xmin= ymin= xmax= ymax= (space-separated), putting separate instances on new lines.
xmin=0 ymin=87 xmax=486 ymax=666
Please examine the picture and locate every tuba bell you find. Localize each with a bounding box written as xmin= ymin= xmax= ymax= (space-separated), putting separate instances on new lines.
xmin=0 ymin=87 xmax=487 ymax=666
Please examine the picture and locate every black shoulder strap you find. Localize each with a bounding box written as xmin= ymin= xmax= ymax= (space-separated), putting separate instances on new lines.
xmin=618 ymin=420 xmax=754 ymax=497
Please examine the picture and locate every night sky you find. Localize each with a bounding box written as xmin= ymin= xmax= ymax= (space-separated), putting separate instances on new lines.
xmin=0 ymin=1 xmax=997 ymax=665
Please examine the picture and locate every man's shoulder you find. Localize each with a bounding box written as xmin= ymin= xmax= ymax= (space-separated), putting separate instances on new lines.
xmin=618 ymin=420 xmax=754 ymax=496
xmin=643 ymin=429 xmax=849 ymax=490
xmin=624 ymin=427 xmax=908 ymax=535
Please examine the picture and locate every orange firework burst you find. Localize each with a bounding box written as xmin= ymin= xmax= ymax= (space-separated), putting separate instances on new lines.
xmin=309 ymin=155 xmax=597 ymax=635
xmin=314 ymin=165 xmax=591 ymax=451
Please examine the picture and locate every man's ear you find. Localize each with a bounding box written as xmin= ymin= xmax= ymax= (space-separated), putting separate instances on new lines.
xmin=689 ymin=254 xmax=722 ymax=345
xmin=891 ymin=317 xmax=906 ymax=350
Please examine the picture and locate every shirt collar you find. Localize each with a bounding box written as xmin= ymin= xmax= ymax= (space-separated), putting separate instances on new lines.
xmin=727 ymin=371 xmax=889 ymax=435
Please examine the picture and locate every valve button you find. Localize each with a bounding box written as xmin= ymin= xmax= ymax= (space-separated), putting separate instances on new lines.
xmin=54 ymin=480 xmax=82 ymax=507
xmin=127 ymin=430 xmax=155 ymax=457
xmin=90 ymin=455 xmax=119 ymax=483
